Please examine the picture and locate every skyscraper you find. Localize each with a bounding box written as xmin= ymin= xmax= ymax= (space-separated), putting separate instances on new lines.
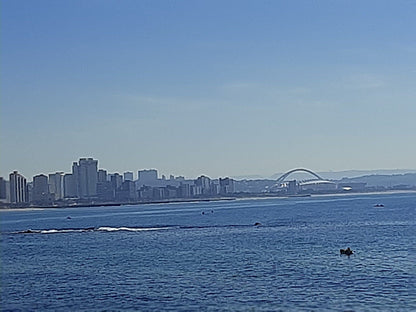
xmin=63 ymin=173 xmax=77 ymax=198
xmin=137 ymin=169 xmax=158 ymax=187
xmin=98 ymin=169 xmax=108 ymax=183
xmin=123 ymin=171 xmax=134 ymax=181
xmin=9 ymin=171 xmax=27 ymax=204
xmin=0 ymin=177 xmax=7 ymax=200
xmin=110 ymin=173 xmax=123 ymax=190
xmin=219 ymin=177 xmax=235 ymax=195
xmin=32 ymin=174 xmax=50 ymax=203
xmin=48 ymin=172 xmax=64 ymax=200
xmin=195 ymin=175 xmax=211 ymax=195
xmin=72 ymin=158 xmax=98 ymax=199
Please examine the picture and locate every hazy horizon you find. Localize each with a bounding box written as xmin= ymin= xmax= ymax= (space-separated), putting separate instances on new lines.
xmin=3 ymin=159 xmax=416 ymax=182
xmin=2 ymin=1 xmax=415 ymax=179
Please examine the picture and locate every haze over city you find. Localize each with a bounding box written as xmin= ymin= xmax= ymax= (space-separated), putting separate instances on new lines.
xmin=1 ymin=1 xmax=415 ymax=179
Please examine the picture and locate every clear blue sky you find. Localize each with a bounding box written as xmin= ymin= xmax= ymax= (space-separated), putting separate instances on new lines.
xmin=1 ymin=0 xmax=415 ymax=180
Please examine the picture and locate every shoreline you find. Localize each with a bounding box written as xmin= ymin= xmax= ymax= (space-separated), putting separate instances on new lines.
xmin=0 ymin=197 xmax=236 ymax=211
xmin=234 ymin=189 xmax=416 ymax=201
xmin=1 ymin=189 xmax=415 ymax=212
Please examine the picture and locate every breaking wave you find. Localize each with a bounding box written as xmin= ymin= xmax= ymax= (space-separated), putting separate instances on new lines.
xmin=13 ymin=221 xmax=307 ymax=235
xmin=97 ymin=226 xmax=172 ymax=232
xmin=15 ymin=226 xmax=172 ymax=234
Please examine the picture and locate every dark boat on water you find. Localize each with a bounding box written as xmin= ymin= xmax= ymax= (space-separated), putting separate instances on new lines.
xmin=340 ymin=247 xmax=353 ymax=256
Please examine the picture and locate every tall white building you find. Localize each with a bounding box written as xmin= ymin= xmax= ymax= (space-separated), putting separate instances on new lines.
xmin=9 ymin=171 xmax=27 ymax=204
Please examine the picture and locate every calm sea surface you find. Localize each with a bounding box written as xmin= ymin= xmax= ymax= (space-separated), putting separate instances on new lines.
xmin=1 ymin=193 xmax=415 ymax=311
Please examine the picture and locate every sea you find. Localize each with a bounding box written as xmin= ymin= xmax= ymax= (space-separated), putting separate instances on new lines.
xmin=1 ymin=192 xmax=415 ymax=311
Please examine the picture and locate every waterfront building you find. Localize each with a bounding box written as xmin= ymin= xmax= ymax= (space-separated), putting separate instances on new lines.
xmin=4 ymin=180 xmax=10 ymax=202
xmin=97 ymin=169 xmax=108 ymax=183
xmin=63 ymin=174 xmax=77 ymax=198
xmin=123 ymin=171 xmax=134 ymax=181
xmin=219 ymin=177 xmax=235 ymax=195
xmin=138 ymin=169 xmax=158 ymax=186
xmin=191 ymin=185 xmax=203 ymax=197
xmin=287 ymin=180 xmax=298 ymax=195
xmin=165 ymin=185 xmax=178 ymax=199
xmin=210 ymin=179 xmax=220 ymax=195
xmin=9 ymin=171 xmax=27 ymax=204
xmin=138 ymin=185 xmax=153 ymax=200
xmin=110 ymin=173 xmax=123 ymax=190
xmin=71 ymin=162 xmax=80 ymax=197
xmin=152 ymin=187 xmax=166 ymax=200
xmin=27 ymin=182 xmax=33 ymax=203
xmin=116 ymin=180 xmax=137 ymax=202
xmin=196 ymin=175 xmax=211 ymax=195
xmin=72 ymin=158 xmax=98 ymax=198
xmin=0 ymin=177 xmax=7 ymax=200
xmin=48 ymin=172 xmax=65 ymax=200
xmin=300 ymin=180 xmax=337 ymax=193
xmin=32 ymin=174 xmax=50 ymax=204
xmin=178 ymin=182 xmax=191 ymax=198
xmin=336 ymin=182 xmax=367 ymax=192
xmin=97 ymin=181 xmax=115 ymax=201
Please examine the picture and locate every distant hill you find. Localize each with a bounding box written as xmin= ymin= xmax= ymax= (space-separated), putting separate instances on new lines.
xmin=318 ymin=169 xmax=416 ymax=180
xmin=337 ymin=173 xmax=416 ymax=187
xmin=231 ymin=174 xmax=266 ymax=180
xmin=269 ymin=169 xmax=416 ymax=180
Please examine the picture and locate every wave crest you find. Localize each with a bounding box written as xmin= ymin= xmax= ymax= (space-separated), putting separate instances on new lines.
xmin=16 ymin=226 xmax=171 ymax=234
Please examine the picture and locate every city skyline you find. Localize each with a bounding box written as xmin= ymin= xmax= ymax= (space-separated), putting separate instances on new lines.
xmin=2 ymin=1 xmax=415 ymax=179
xmin=1 ymin=157 xmax=239 ymax=206
xmin=2 ymin=156 xmax=415 ymax=208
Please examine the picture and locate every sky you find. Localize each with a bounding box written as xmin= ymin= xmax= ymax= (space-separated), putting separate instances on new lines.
xmin=1 ymin=0 xmax=416 ymax=180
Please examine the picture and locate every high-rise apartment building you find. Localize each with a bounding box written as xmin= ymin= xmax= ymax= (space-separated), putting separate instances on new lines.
xmin=137 ymin=169 xmax=158 ymax=187
xmin=72 ymin=158 xmax=98 ymax=198
xmin=219 ymin=177 xmax=235 ymax=195
xmin=109 ymin=173 xmax=123 ymax=190
xmin=123 ymin=171 xmax=134 ymax=181
xmin=195 ymin=175 xmax=211 ymax=195
xmin=32 ymin=174 xmax=50 ymax=203
xmin=63 ymin=174 xmax=77 ymax=198
xmin=0 ymin=177 xmax=7 ymax=200
xmin=9 ymin=171 xmax=27 ymax=204
xmin=49 ymin=172 xmax=65 ymax=200
xmin=98 ymin=169 xmax=108 ymax=183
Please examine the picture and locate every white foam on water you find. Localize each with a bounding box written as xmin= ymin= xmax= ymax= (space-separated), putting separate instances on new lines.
xmin=96 ymin=226 xmax=171 ymax=232
xmin=40 ymin=229 xmax=89 ymax=234
xmin=40 ymin=229 xmax=60 ymax=234
xmin=17 ymin=226 xmax=172 ymax=234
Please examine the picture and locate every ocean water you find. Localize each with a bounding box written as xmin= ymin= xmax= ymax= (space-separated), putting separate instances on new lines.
xmin=1 ymin=193 xmax=415 ymax=311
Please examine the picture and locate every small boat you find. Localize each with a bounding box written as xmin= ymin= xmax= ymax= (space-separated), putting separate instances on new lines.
xmin=340 ymin=247 xmax=353 ymax=255
xmin=374 ymin=204 xmax=384 ymax=207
